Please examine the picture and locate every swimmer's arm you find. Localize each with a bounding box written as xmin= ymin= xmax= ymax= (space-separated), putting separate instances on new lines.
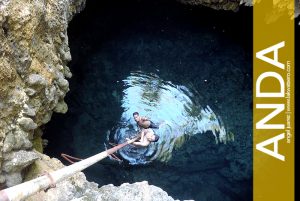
xmin=132 ymin=141 xmax=150 ymax=147
xmin=126 ymin=138 xmax=138 ymax=144
xmin=126 ymin=135 xmax=142 ymax=144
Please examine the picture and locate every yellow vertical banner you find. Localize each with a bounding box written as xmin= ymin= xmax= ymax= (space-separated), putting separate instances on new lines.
xmin=254 ymin=0 xmax=294 ymax=201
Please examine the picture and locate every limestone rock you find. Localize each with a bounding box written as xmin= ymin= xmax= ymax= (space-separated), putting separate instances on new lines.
xmin=45 ymin=85 xmax=57 ymax=102
xmin=4 ymin=172 xmax=22 ymax=187
xmin=18 ymin=117 xmax=38 ymax=131
xmin=177 ymin=0 xmax=240 ymax=10
xmin=25 ymin=153 xmax=176 ymax=201
xmin=98 ymin=181 xmax=176 ymax=201
xmin=41 ymin=111 xmax=53 ymax=124
xmin=57 ymin=76 xmax=69 ymax=91
xmin=0 ymin=0 xmax=86 ymax=187
xmin=2 ymin=150 xmax=40 ymax=173
xmin=177 ymin=0 xmax=299 ymax=17
xmin=0 ymin=174 xmax=5 ymax=183
xmin=53 ymin=100 xmax=68 ymax=114
xmin=27 ymin=74 xmax=48 ymax=87
xmin=239 ymin=0 xmax=252 ymax=7
xmin=63 ymin=66 xmax=72 ymax=78
xmin=2 ymin=130 xmax=32 ymax=153
xmin=25 ymin=88 xmax=37 ymax=96
xmin=23 ymin=104 xmax=36 ymax=117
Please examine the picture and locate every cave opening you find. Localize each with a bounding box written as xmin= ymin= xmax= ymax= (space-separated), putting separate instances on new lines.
xmin=43 ymin=0 xmax=253 ymax=200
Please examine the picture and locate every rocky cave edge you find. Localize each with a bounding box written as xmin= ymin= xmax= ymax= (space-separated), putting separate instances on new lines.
xmin=0 ymin=0 xmax=298 ymax=200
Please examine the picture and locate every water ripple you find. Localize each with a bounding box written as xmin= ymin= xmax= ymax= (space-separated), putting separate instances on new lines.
xmin=110 ymin=71 xmax=227 ymax=164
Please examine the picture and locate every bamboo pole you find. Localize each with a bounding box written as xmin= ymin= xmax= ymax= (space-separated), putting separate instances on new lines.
xmin=0 ymin=137 xmax=138 ymax=201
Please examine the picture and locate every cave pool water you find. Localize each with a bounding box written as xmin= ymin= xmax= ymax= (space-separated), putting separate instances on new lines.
xmin=44 ymin=1 xmax=253 ymax=200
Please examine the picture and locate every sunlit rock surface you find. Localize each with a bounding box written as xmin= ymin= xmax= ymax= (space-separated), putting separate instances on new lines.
xmin=97 ymin=181 xmax=176 ymax=201
xmin=25 ymin=153 xmax=175 ymax=201
xmin=0 ymin=0 xmax=85 ymax=187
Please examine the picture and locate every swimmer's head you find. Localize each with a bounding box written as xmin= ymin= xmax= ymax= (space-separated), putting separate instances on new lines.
xmin=133 ymin=112 xmax=140 ymax=122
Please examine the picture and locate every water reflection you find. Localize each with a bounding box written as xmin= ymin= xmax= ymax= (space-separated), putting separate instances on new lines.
xmin=110 ymin=71 xmax=227 ymax=164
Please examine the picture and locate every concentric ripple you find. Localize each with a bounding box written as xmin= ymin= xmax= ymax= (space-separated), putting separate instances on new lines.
xmin=110 ymin=71 xmax=227 ymax=164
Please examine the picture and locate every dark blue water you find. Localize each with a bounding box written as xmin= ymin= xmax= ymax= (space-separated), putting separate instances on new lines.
xmin=44 ymin=0 xmax=252 ymax=200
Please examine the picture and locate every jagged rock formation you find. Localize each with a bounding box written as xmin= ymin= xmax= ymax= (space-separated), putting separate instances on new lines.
xmin=0 ymin=0 xmax=85 ymax=187
xmin=97 ymin=182 xmax=175 ymax=201
xmin=177 ymin=0 xmax=242 ymax=10
xmin=177 ymin=0 xmax=299 ymax=17
xmin=25 ymin=152 xmax=175 ymax=201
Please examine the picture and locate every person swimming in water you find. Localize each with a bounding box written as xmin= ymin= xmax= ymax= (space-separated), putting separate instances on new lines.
xmin=133 ymin=112 xmax=159 ymax=130
xmin=127 ymin=128 xmax=159 ymax=147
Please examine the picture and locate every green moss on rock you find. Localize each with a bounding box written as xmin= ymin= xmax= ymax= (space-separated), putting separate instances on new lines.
xmin=32 ymin=132 xmax=43 ymax=153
